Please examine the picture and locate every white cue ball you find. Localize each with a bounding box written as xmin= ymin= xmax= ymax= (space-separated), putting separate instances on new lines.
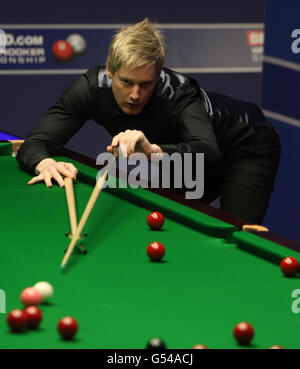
xmin=66 ymin=34 xmax=87 ymax=54
xmin=33 ymin=281 xmax=54 ymax=303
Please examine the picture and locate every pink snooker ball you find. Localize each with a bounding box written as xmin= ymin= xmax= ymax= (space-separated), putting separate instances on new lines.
xmin=20 ymin=287 xmax=42 ymax=307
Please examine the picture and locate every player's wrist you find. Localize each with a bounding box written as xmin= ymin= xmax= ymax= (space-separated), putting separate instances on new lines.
xmin=35 ymin=158 xmax=56 ymax=175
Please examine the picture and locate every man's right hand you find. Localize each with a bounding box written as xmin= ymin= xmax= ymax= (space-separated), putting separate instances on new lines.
xmin=28 ymin=158 xmax=78 ymax=187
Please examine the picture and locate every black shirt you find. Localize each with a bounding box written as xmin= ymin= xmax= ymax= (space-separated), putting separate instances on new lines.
xmin=17 ymin=66 xmax=269 ymax=174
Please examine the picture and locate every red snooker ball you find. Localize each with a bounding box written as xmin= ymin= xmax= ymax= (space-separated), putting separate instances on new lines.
xmin=147 ymin=242 xmax=165 ymax=262
xmin=23 ymin=306 xmax=42 ymax=329
xmin=52 ymin=40 xmax=74 ymax=62
xmin=20 ymin=287 xmax=41 ymax=306
xmin=280 ymin=257 xmax=299 ymax=277
xmin=269 ymin=345 xmax=284 ymax=349
xmin=192 ymin=344 xmax=208 ymax=349
xmin=7 ymin=309 xmax=27 ymax=332
xmin=147 ymin=212 xmax=164 ymax=230
xmin=233 ymin=322 xmax=254 ymax=345
xmin=57 ymin=316 xmax=78 ymax=340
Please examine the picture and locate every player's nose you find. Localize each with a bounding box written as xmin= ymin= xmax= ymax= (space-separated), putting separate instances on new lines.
xmin=130 ymin=85 xmax=141 ymax=102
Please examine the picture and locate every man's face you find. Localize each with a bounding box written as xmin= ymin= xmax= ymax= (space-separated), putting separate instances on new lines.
xmin=106 ymin=63 xmax=159 ymax=115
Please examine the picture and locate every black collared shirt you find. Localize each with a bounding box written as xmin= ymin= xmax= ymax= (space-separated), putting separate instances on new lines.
xmin=17 ymin=66 xmax=269 ymax=174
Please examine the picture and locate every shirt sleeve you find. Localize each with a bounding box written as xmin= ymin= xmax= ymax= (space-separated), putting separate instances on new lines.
xmin=159 ymin=80 xmax=222 ymax=167
xmin=17 ymin=74 xmax=93 ymax=174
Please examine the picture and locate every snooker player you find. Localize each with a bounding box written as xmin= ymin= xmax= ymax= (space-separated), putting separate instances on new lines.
xmin=17 ymin=18 xmax=281 ymax=224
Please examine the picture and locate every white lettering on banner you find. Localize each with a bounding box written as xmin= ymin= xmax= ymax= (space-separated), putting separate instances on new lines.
xmin=5 ymin=34 xmax=44 ymax=47
xmin=246 ymin=30 xmax=264 ymax=63
xmin=291 ymin=29 xmax=300 ymax=54
xmin=0 ymin=31 xmax=46 ymax=65
xmin=3 ymin=48 xmax=45 ymax=56
xmin=0 ymin=30 xmax=6 ymax=54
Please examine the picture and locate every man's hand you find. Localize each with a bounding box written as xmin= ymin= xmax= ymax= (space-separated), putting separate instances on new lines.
xmin=28 ymin=158 xmax=78 ymax=187
xmin=107 ymin=130 xmax=162 ymax=159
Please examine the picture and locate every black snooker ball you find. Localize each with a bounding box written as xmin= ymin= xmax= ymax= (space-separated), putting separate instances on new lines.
xmin=146 ymin=337 xmax=167 ymax=349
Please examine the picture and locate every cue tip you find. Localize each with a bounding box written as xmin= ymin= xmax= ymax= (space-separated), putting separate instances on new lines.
xmin=60 ymin=265 xmax=67 ymax=273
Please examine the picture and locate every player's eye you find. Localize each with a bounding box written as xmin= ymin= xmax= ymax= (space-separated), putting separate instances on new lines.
xmin=122 ymin=79 xmax=131 ymax=86
xmin=141 ymin=81 xmax=154 ymax=89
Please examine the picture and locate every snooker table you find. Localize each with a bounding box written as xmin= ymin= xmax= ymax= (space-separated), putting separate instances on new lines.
xmin=1 ymin=140 xmax=300 ymax=349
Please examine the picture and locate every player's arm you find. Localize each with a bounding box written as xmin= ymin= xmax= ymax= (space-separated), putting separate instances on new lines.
xmin=17 ymin=75 xmax=93 ymax=186
xmin=106 ymin=84 xmax=221 ymax=164
xmin=159 ymin=83 xmax=222 ymax=167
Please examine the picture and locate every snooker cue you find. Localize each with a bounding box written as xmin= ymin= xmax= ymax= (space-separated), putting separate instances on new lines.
xmin=64 ymin=177 xmax=77 ymax=236
xmin=60 ymin=156 xmax=115 ymax=269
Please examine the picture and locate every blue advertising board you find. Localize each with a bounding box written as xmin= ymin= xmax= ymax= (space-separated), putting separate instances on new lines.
xmin=0 ymin=24 xmax=263 ymax=74
xmin=262 ymin=0 xmax=300 ymax=241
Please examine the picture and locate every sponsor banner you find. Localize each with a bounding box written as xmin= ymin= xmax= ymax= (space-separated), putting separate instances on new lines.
xmin=0 ymin=28 xmax=110 ymax=70
xmin=262 ymin=0 xmax=300 ymax=121
xmin=165 ymin=27 xmax=263 ymax=71
xmin=263 ymin=1 xmax=300 ymax=63
xmin=0 ymin=24 xmax=263 ymax=73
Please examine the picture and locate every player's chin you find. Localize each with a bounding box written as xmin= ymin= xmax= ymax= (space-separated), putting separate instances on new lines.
xmin=123 ymin=104 xmax=144 ymax=115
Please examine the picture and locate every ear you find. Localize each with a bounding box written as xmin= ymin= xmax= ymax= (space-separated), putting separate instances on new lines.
xmin=106 ymin=65 xmax=112 ymax=79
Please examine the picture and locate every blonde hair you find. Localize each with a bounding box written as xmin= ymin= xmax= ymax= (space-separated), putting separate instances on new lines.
xmin=106 ymin=18 xmax=165 ymax=76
